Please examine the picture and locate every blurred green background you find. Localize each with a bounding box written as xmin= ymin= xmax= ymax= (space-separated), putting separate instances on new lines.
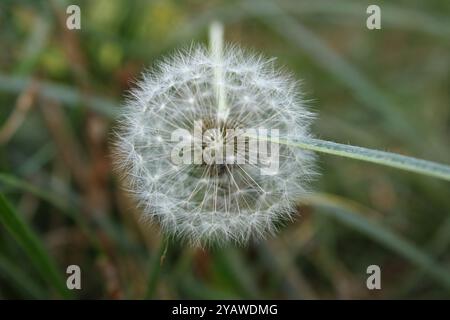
xmin=0 ymin=0 xmax=449 ymax=299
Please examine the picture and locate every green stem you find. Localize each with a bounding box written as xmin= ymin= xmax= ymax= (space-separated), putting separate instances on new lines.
xmin=277 ymin=137 xmax=450 ymax=182
xmin=145 ymin=238 xmax=169 ymax=299
xmin=209 ymin=21 xmax=228 ymax=121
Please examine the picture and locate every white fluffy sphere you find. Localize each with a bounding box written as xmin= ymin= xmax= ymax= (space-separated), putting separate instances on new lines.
xmin=113 ymin=45 xmax=316 ymax=246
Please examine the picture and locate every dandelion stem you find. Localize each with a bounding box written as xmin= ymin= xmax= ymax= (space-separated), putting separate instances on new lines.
xmin=209 ymin=21 xmax=228 ymax=121
xmin=275 ymin=137 xmax=450 ymax=182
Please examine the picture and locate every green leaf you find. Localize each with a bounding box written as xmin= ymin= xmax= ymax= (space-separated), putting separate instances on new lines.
xmin=0 ymin=193 xmax=72 ymax=298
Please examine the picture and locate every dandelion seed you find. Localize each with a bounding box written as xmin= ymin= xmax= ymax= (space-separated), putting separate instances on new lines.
xmin=113 ymin=25 xmax=316 ymax=246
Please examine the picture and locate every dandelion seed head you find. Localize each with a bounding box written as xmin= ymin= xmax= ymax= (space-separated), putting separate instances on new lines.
xmin=113 ymin=45 xmax=316 ymax=246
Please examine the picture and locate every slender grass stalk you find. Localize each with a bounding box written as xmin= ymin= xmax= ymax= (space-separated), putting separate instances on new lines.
xmin=277 ymin=137 xmax=450 ymax=182
xmin=244 ymin=0 xmax=416 ymax=142
xmin=0 ymin=173 xmax=67 ymax=211
xmin=306 ymin=194 xmax=450 ymax=290
xmin=213 ymin=249 xmax=259 ymax=299
xmin=0 ymin=255 xmax=47 ymax=298
xmin=207 ymin=20 xmax=450 ymax=183
xmin=209 ymin=21 xmax=228 ymax=121
xmin=145 ymin=238 xmax=169 ymax=299
xmin=0 ymin=173 xmax=105 ymax=254
xmin=0 ymin=193 xmax=72 ymax=298
xmin=0 ymin=73 xmax=119 ymax=117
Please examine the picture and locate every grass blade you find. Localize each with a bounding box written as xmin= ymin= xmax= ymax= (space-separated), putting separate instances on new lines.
xmin=279 ymin=0 xmax=450 ymax=39
xmin=145 ymin=238 xmax=168 ymax=299
xmin=0 ymin=255 xmax=47 ymax=299
xmin=0 ymin=193 xmax=71 ymax=298
xmin=0 ymin=173 xmax=67 ymax=211
xmin=281 ymin=137 xmax=450 ymax=181
xmin=306 ymin=194 xmax=450 ymax=290
xmin=0 ymin=73 xmax=119 ymax=118
xmin=243 ymin=0 xmax=417 ymax=143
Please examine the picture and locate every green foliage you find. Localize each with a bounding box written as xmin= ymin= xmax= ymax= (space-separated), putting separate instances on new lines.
xmin=0 ymin=194 xmax=71 ymax=298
